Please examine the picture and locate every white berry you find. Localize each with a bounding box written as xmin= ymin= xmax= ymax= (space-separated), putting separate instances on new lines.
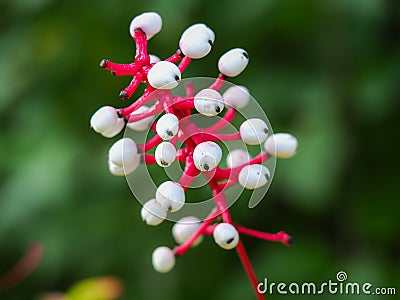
xmin=141 ymin=199 xmax=167 ymax=226
xmin=90 ymin=106 xmax=124 ymax=138
xmin=147 ymin=61 xmax=181 ymax=90
xmin=213 ymin=223 xmax=239 ymax=250
xmin=226 ymin=149 xmax=251 ymax=168
xmin=218 ymin=48 xmax=249 ymax=77
xmin=183 ymin=23 xmax=215 ymax=44
xmin=156 ymin=113 xmax=179 ymax=140
xmin=90 ymin=106 xmax=117 ymax=132
xmin=108 ymin=138 xmax=138 ymax=167
xmin=156 ymin=181 xmax=185 ymax=212
xmin=240 ymin=118 xmax=269 ymax=145
xmin=155 ymin=142 xmax=176 ymax=167
xmin=172 ymin=216 xmax=203 ymax=246
xmin=129 ymin=12 xmax=162 ymax=40
xmin=193 ymin=141 xmax=222 ymax=172
xmin=179 ymin=23 xmax=215 ymax=59
xmin=126 ymin=105 xmax=154 ymax=131
xmin=238 ymin=164 xmax=270 ymax=189
xmin=101 ymin=118 xmax=125 ymax=138
xmin=264 ymin=133 xmax=298 ymax=159
xmin=149 ymin=54 xmax=161 ymax=64
xmin=152 ymin=246 xmax=175 ymax=273
xmin=194 ymin=89 xmax=224 ymax=116
xmin=108 ymin=157 xmax=140 ymax=176
xmin=223 ymin=85 xmax=250 ymax=109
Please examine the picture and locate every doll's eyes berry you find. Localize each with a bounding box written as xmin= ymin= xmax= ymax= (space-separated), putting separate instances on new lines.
xmin=90 ymin=11 xmax=298 ymax=299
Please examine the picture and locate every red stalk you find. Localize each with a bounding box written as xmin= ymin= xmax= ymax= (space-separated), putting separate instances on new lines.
xmin=174 ymin=207 xmax=220 ymax=256
xmin=139 ymin=134 xmax=163 ymax=152
xmin=165 ymin=50 xmax=184 ymax=63
xmin=127 ymin=101 xmax=163 ymax=122
xmin=209 ymin=73 xmax=225 ymax=90
xmin=235 ymin=225 xmax=293 ymax=246
xmin=209 ymin=181 xmax=265 ymax=300
xmin=178 ymin=57 xmax=192 ymax=72
xmin=205 ymin=108 xmax=236 ymax=133
xmin=119 ymin=87 xmax=157 ymax=116
xmin=133 ymin=29 xmax=150 ymax=65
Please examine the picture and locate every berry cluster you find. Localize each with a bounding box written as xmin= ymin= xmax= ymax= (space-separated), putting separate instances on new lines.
xmin=90 ymin=12 xmax=298 ymax=299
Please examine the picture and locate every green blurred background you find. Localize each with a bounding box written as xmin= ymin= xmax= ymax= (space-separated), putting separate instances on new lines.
xmin=0 ymin=0 xmax=399 ymax=299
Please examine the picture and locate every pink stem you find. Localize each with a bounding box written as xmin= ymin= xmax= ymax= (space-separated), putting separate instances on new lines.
xmin=196 ymin=132 xmax=241 ymax=142
xmin=209 ymin=73 xmax=225 ymax=90
xmin=229 ymin=151 xmax=268 ymax=174
xmin=139 ymin=134 xmax=163 ymax=152
xmin=172 ymin=98 xmax=194 ymax=110
xmin=174 ymin=207 xmax=220 ymax=256
xmin=203 ymin=224 xmax=217 ymax=235
xmin=209 ymin=180 xmax=231 ymax=222
xmin=119 ymin=87 xmax=157 ymax=117
xmin=218 ymin=179 xmax=237 ymax=190
xmin=176 ymin=148 xmax=187 ymax=162
xmin=120 ymin=73 xmax=143 ymax=100
xmin=214 ymin=152 xmax=269 ymax=180
xmin=211 ymin=167 xmax=230 ymax=182
xmin=158 ymin=90 xmax=176 ymax=114
xmin=165 ymin=50 xmax=184 ymax=63
xmin=205 ymin=108 xmax=236 ymax=133
xmin=178 ymin=57 xmax=192 ymax=72
xmin=234 ymin=225 xmax=293 ymax=246
xmin=213 ymin=132 xmax=241 ymax=141
xmin=178 ymin=155 xmax=200 ymax=189
xmin=236 ymin=241 xmax=265 ymax=300
xmin=185 ymin=82 xmax=194 ymax=98
xmin=133 ymin=29 xmax=150 ymax=65
xmin=142 ymin=154 xmax=157 ymax=164
xmin=209 ymin=182 xmax=265 ymax=300
xmin=100 ymin=60 xmax=140 ymax=76
xmin=127 ymin=101 xmax=163 ymax=122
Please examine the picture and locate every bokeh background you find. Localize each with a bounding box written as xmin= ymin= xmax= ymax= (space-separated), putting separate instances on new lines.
xmin=0 ymin=0 xmax=399 ymax=299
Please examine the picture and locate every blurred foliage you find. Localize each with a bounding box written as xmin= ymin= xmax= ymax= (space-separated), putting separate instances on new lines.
xmin=38 ymin=276 xmax=121 ymax=300
xmin=0 ymin=0 xmax=399 ymax=299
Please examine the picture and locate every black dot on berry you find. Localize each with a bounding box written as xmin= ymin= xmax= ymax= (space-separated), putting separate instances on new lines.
xmin=242 ymin=52 xmax=249 ymax=59
xmin=161 ymin=160 xmax=169 ymax=166
xmin=166 ymin=130 xmax=173 ymax=137
xmin=177 ymin=48 xmax=185 ymax=57
xmin=226 ymin=238 xmax=234 ymax=244
xmin=263 ymin=128 xmax=268 ymax=134
xmin=175 ymin=75 xmax=180 ymax=82
xmin=215 ymin=106 xmax=221 ymax=113
xmin=168 ymin=205 xmax=172 ymax=212
xmin=203 ymin=164 xmax=209 ymax=171
xmin=208 ymin=40 xmax=213 ymax=46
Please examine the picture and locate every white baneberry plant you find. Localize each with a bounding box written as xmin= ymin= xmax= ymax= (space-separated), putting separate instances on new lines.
xmin=91 ymin=11 xmax=298 ymax=299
